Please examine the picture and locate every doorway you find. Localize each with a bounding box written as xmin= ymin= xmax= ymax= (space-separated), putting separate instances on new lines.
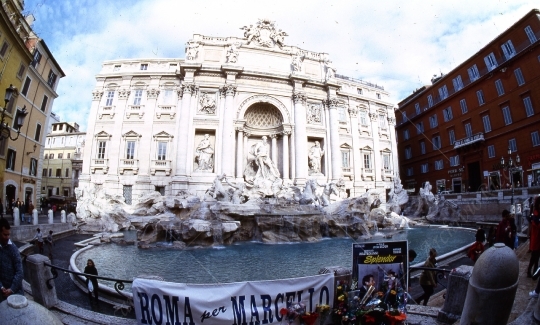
xmin=452 ymin=178 xmax=462 ymax=193
xmin=467 ymin=161 xmax=481 ymax=192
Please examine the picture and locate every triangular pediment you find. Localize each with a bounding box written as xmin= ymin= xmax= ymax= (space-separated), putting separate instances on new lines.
xmin=122 ymin=130 xmax=141 ymax=138
xmin=94 ymin=131 xmax=111 ymax=139
xmin=340 ymin=143 xmax=353 ymax=149
xmin=153 ymin=131 xmax=174 ymax=139
xmin=361 ymin=145 xmax=373 ymax=151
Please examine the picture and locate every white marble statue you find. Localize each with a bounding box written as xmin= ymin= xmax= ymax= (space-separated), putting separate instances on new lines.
xmin=291 ymin=52 xmax=305 ymax=72
xmin=226 ymin=43 xmax=240 ymax=63
xmin=270 ymin=29 xmax=287 ymax=48
xmin=324 ymin=59 xmax=336 ymax=80
xmin=194 ymin=134 xmax=214 ymax=172
xmin=308 ymin=141 xmax=324 ymax=175
xmin=240 ymin=24 xmax=258 ymax=44
xmin=253 ymin=136 xmax=280 ymax=181
xmin=198 ymin=93 xmax=216 ymax=114
xmin=186 ymin=42 xmax=199 ymax=61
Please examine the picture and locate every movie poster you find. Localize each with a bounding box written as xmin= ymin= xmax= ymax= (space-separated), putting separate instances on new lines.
xmin=352 ymin=241 xmax=409 ymax=299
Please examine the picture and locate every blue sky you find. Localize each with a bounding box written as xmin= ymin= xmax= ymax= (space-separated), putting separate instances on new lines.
xmin=23 ymin=0 xmax=539 ymax=131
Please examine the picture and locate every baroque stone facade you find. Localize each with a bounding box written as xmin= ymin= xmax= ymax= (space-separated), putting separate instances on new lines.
xmin=78 ymin=20 xmax=398 ymax=204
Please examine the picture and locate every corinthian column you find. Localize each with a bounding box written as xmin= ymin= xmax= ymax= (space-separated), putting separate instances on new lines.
xmin=220 ymin=84 xmax=237 ymax=177
xmin=293 ymin=91 xmax=308 ymax=185
xmin=327 ymin=97 xmax=342 ymax=181
xmin=236 ymin=127 xmax=244 ymax=179
xmin=282 ymin=130 xmax=290 ymax=180
xmin=349 ymin=106 xmax=362 ymax=195
xmin=175 ymin=83 xmax=196 ymax=176
xmin=270 ymin=134 xmax=278 ymax=165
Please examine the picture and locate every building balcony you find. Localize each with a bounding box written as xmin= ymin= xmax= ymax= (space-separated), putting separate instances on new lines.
xmin=125 ymin=105 xmax=145 ymax=119
xmin=342 ymin=167 xmax=351 ymax=173
xmin=151 ymin=159 xmax=172 ymax=176
xmin=454 ymin=133 xmax=485 ymax=149
xmin=156 ymin=105 xmax=176 ymax=119
xmin=90 ymin=158 xmax=109 ymax=174
xmin=98 ymin=105 xmax=115 ymax=119
xmin=119 ymin=159 xmax=139 ymax=175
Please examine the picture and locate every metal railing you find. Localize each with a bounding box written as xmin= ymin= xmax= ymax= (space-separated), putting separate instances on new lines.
xmin=43 ymin=261 xmax=133 ymax=301
xmin=409 ymin=266 xmax=452 ymax=288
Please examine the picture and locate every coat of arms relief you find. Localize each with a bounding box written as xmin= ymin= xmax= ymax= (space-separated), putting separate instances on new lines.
xmin=240 ymin=19 xmax=288 ymax=49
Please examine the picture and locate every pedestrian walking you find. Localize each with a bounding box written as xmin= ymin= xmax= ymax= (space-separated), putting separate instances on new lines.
xmin=20 ymin=201 xmax=26 ymax=224
xmin=84 ymin=259 xmax=99 ymax=304
xmin=32 ymin=228 xmax=44 ymax=254
xmin=416 ymin=248 xmax=438 ymax=306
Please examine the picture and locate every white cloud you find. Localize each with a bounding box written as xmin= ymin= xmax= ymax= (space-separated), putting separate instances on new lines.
xmin=24 ymin=0 xmax=538 ymax=130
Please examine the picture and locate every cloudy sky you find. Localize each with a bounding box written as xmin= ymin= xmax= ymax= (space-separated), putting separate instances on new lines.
xmin=24 ymin=0 xmax=538 ymax=131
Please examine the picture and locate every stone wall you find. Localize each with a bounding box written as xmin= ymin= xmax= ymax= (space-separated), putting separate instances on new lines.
xmin=10 ymin=223 xmax=74 ymax=242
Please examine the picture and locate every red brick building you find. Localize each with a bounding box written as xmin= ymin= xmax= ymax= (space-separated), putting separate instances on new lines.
xmin=396 ymin=9 xmax=540 ymax=194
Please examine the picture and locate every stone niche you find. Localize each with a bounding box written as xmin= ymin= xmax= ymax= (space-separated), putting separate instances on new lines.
xmin=307 ymin=137 xmax=326 ymax=176
xmin=193 ymin=131 xmax=216 ymax=173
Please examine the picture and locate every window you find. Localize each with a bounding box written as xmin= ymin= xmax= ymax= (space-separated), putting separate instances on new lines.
xmin=31 ymin=50 xmax=42 ymax=68
xmin=495 ymin=79 xmax=504 ymax=96
xmin=49 ymin=153 xmax=54 ymax=159
xmin=97 ymin=141 xmax=106 ymax=159
xmin=6 ymin=149 xmax=16 ymax=170
xmin=34 ymin=124 xmax=41 ymax=141
xmin=30 ymin=158 xmax=37 ymax=176
xmin=427 ymin=95 xmax=433 ymax=108
xmin=360 ymin=111 xmax=368 ymax=125
xmin=126 ymin=141 xmax=135 ymax=159
xmin=65 ymin=168 xmax=69 ymax=177
xmin=158 ymin=142 xmax=167 ymax=160
xmin=403 ymin=129 xmax=409 ymax=140
xmin=416 ymin=122 xmax=424 ymax=135
xmin=525 ymin=26 xmax=537 ymax=44
xmin=48 ymin=169 xmax=52 ymax=177
xmin=438 ymin=85 xmax=449 ymax=100
xmin=0 ymin=40 xmax=9 ymax=57
xmin=113 ymin=65 xmax=121 ymax=71
xmin=47 ymin=70 xmax=57 ymax=87
xmin=452 ymin=75 xmax=464 ymax=92
xmin=514 ymin=68 xmax=525 ymax=86
xmin=383 ymin=154 xmax=391 ymax=171
xmin=338 ymin=106 xmax=346 ymax=121
xmin=58 ymin=153 xmax=63 ymax=159
xmin=406 ymin=167 xmax=414 ymax=176
xmin=376 ymin=93 xmax=381 ymax=99
xmin=502 ymin=106 xmax=512 ymax=125
xmin=357 ymin=88 xmax=363 ymax=95
xmin=420 ymin=141 xmax=426 ymax=154
xmin=55 ymin=169 xmax=61 ymax=177
xmin=105 ymin=91 xmax=114 ymax=106
xmin=523 ymin=96 xmax=535 ymax=117
xmin=42 ymin=168 xmax=47 ymax=177
xmin=401 ymin=111 xmax=407 ymax=123
xmin=488 ymin=145 xmax=495 ymax=158
xmin=63 ymin=188 xmax=69 ymax=197
xmin=342 ymin=151 xmax=350 ymax=168
xmin=17 ymin=63 xmax=26 ymax=79
xmin=532 ymin=131 xmax=540 ymax=147
xmin=421 ymin=163 xmax=429 ymax=173
xmin=448 ymin=129 xmax=455 ymax=145
xmin=443 ymin=107 xmax=453 ymax=122
xmin=464 ymin=123 xmax=473 ymax=138
xmin=468 ymin=64 xmax=480 ymax=82
xmin=67 ymin=153 xmax=71 ymax=159
xmin=450 ymin=155 xmax=460 ymax=167
xmin=460 ymin=99 xmax=468 ymax=114
xmin=162 ymin=89 xmax=174 ymax=104
xmin=435 ymin=160 xmax=443 ymax=170
xmin=40 ymin=95 xmax=48 ymax=112
xmin=509 ymin=138 xmax=517 ymax=152
xmin=140 ymin=63 xmax=148 ymax=70
xmin=429 ymin=114 xmax=438 ymax=128
xmin=21 ymin=77 xmax=31 ymax=96
xmin=378 ymin=114 xmax=386 ymax=128
xmin=133 ymin=89 xmax=143 ymax=105
xmin=476 ymin=90 xmax=485 ymax=105
xmin=405 ymin=147 xmax=412 ymax=159
xmin=363 ymin=154 xmax=371 ymax=169
xmin=484 ymin=52 xmax=497 ymax=71
xmin=501 ymin=40 xmax=516 ymax=60
xmin=415 ymin=103 xmax=420 ymax=115
xmin=482 ymin=115 xmax=492 ymax=133
xmin=432 ymin=135 xmax=441 ymax=150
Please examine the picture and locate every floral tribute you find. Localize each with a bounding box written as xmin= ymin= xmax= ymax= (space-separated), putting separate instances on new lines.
xmin=332 ymin=277 xmax=408 ymax=325
xmin=278 ymin=302 xmax=331 ymax=325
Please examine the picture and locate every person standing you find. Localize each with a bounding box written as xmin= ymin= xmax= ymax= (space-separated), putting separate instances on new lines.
xmin=475 ymin=225 xmax=486 ymax=244
xmin=528 ymin=196 xmax=540 ymax=278
xmin=84 ymin=259 xmax=99 ymax=303
xmin=495 ymin=209 xmax=513 ymax=248
xmin=45 ymin=230 xmax=54 ymax=259
xmin=28 ymin=201 xmax=34 ymax=224
xmin=417 ymin=248 xmax=438 ymax=306
xmin=32 ymin=228 xmax=44 ymax=254
xmin=19 ymin=201 xmax=26 ymax=224
xmin=0 ymin=218 xmax=24 ymax=302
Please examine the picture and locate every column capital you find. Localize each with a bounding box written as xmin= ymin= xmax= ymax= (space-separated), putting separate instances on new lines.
xmin=325 ymin=97 xmax=340 ymax=108
xmin=387 ymin=117 xmax=396 ymax=125
xmin=369 ymin=112 xmax=378 ymax=121
xmin=348 ymin=106 xmax=358 ymax=117
xmin=282 ymin=130 xmax=291 ymax=136
xmin=92 ymin=90 xmax=103 ymax=101
xmin=235 ymin=126 xmax=244 ymax=132
xmin=220 ymin=84 xmax=237 ymax=97
xmin=147 ymin=88 xmax=160 ymax=99
xmin=269 ymin=133 xmax=279 ymax=139
xmin=292 ymin=91 xmax=307 ymax=104
xmin=118 ymin=88 xmax=131 ymax=99
xmin=179 ymin=83 xmax=198 ymax=98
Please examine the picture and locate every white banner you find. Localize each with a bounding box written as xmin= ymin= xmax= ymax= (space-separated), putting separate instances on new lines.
xmin=132 ymin=274 xmax=334 ymax=325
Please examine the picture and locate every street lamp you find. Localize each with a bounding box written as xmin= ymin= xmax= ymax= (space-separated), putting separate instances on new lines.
xmin=500 ymin=146 xmax=521 ymax=208
xmin=0 ymin=84 xmax=28 ymax=142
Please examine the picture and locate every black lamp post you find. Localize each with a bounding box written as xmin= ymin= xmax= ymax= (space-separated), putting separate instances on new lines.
xmin=0 ymin=84 xmax=28 ymax=142
xmin=500 ymin=146 xmax=521 ymax=208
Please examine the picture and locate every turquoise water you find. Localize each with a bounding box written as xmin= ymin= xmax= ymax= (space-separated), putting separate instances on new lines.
xmin=77 ymin=227 xmax=473 ymax=285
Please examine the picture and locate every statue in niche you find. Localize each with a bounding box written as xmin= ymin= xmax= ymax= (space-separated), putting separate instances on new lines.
xmin=253 ymin=136 xmax=280 ymax=180
xmin=198 ymin=93 xmax=216 ymax=114
xmin=324 ymin=59 xmax=336 ymax=80
xmin=186 ymin=42 xmax=199 ymax=61
xmin=194 ymin=134 xmax=214 ymax=172
xmin=307 ymin=104 xmax=321 ymax=124
xmin=244 ymin=136 xmax=281 ymax=196
xmin=226 ymin=43 xmax=240 ymax=63
xmin=291 ymin=51 xmax=305 ymax=72
xmin=308 ymin=141 xmax=325 ymax=175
